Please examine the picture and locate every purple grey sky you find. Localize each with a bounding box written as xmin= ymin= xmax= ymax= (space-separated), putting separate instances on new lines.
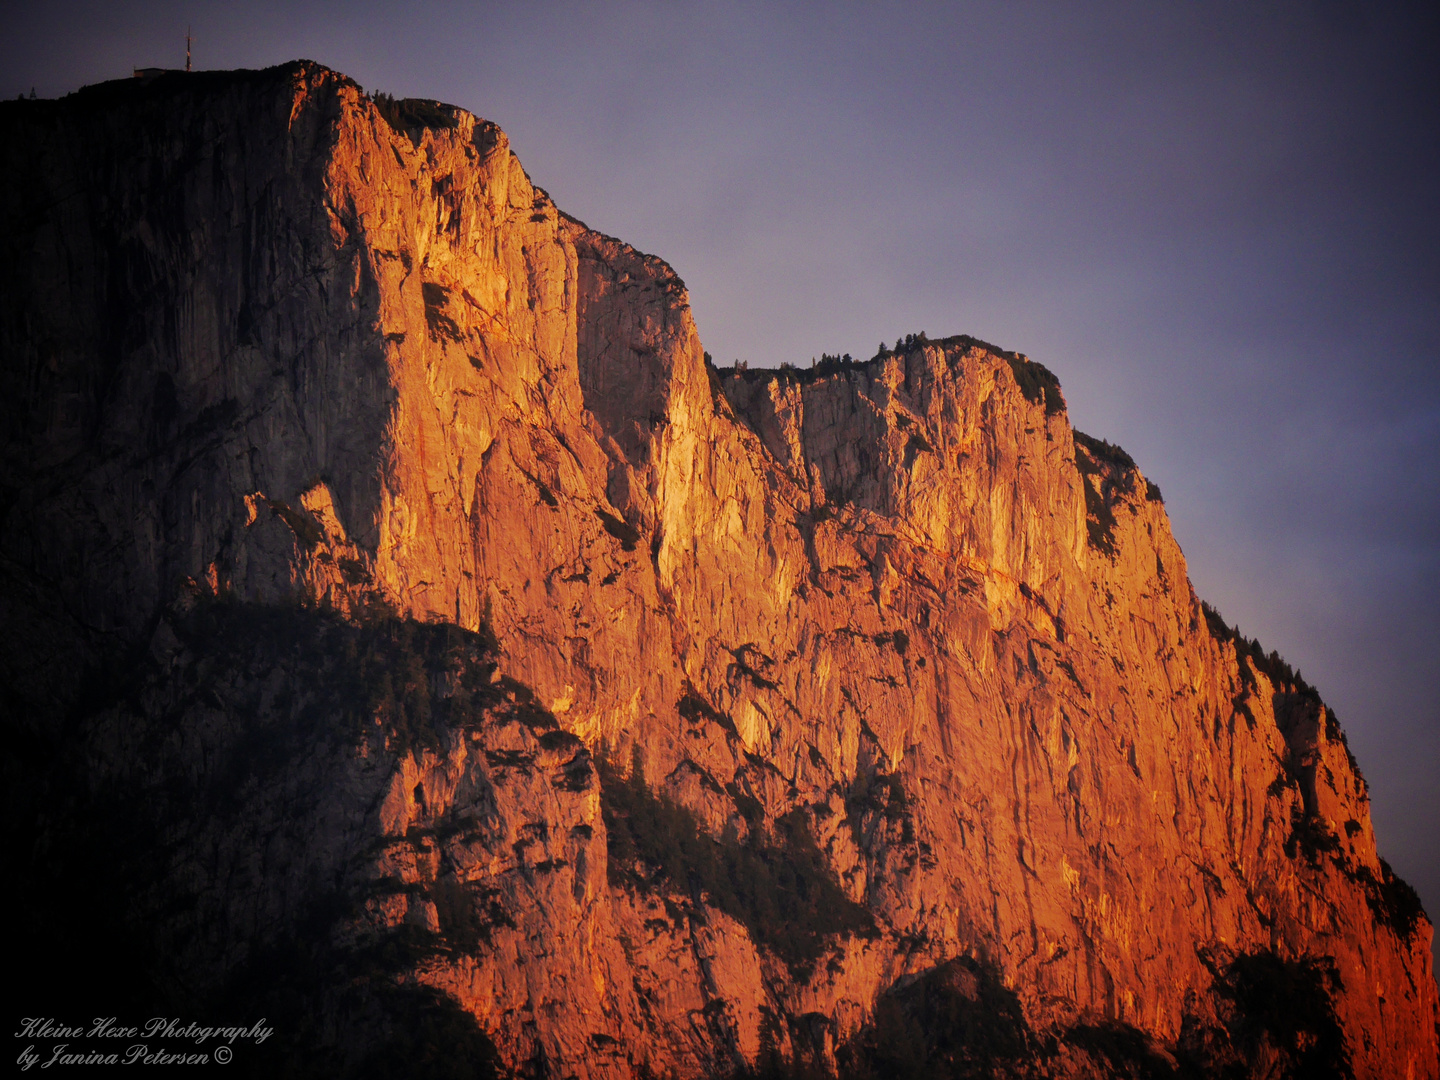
xmin=5 ymin=2 xmax=1437 ymax=967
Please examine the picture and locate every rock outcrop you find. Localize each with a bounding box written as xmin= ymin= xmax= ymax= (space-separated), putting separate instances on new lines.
xmin=2 ymin=62 xmax=1435 ymax=1079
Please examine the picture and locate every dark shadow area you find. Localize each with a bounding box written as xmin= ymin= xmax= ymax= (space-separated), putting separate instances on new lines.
xmin=597 ymin=746 xmax=874 ymax=978
xmin=3 ymin=600 xmax=512 ymax=1078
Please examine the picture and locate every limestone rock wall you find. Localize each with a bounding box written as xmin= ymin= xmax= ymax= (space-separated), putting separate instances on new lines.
xmin=1 ymin=62 xmax=1435 ymax=1079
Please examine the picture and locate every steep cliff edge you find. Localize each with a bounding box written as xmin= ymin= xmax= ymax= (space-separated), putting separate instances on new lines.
xmin=2 ymin=62 xmax=1434 ymax=1079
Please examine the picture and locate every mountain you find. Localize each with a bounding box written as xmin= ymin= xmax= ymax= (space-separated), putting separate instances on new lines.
xmin=2 ymin=61 xmax=1434 ymax=1079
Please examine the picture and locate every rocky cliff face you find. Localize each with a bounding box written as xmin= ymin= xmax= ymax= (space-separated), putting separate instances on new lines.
xmin=2 ymin=62 xmax=1435 ymax=1079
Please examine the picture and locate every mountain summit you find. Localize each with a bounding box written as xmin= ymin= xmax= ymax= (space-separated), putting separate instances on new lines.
xmin=2 ymin=61 xmax=1434 ymax=1079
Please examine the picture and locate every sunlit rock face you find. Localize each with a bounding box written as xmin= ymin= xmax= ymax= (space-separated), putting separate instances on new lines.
xmin=2 ymin=61 xmax=1435 ymax=1080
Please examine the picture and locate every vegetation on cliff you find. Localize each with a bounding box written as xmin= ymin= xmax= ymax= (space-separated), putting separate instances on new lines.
xmin=370 ymin=91 xmax=460 ymax=145
xmin=1073 ymin=431 xmax=1140 ymax=555
xmin=738 ymin=948 xmax=1353 ymax=1080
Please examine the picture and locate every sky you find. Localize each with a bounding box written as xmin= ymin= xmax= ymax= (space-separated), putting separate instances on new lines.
xmin=4 ymin=1 xmax=1437 ymax=968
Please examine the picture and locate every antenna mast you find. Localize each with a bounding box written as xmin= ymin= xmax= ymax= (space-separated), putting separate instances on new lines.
xmin=186 ymin=27 xmax=192 ymax=72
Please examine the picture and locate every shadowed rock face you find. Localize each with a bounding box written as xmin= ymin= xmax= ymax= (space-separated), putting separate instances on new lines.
xmin=1 ymin=61 xmax=1435 ymax=1080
